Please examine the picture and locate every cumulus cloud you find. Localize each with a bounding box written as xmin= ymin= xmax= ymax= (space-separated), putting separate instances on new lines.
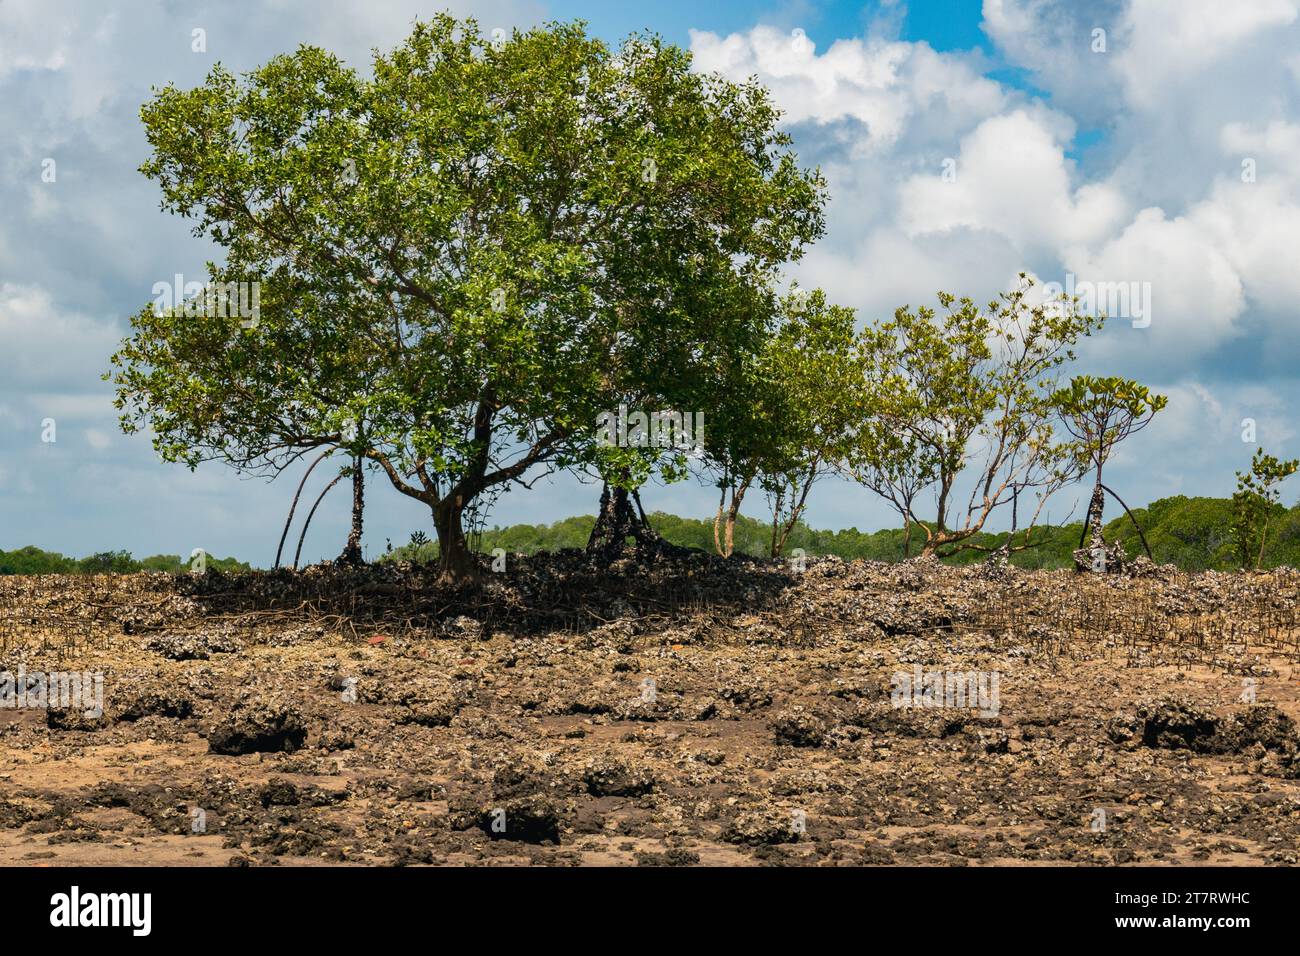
xmin=689 ymin=25 xmax=1008 ymax=153
xmin=898 ymin=110 xmax=1128 ymax=256
xmin=1072 ymin=207 xmax=1247 ymax=358
xmin=1114 ymin=0 xmax=1298 ymax=111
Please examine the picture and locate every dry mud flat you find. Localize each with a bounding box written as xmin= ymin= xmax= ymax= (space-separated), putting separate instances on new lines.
xmin=1 ymin=554 xmax=1299 ymax=867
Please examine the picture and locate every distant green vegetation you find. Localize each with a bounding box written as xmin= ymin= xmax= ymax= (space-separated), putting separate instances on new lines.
xmin=381 ymin=495 xmax=1300 ymax=571
xmin=9 ymin=495 xmax=1300 ymax=574
xmin=0 ymin=547 xmax=250 ymax=576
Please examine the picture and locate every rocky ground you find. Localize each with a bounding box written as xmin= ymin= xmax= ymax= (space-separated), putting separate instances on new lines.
xmin=1 ymin=552 xmax=1298 ymax=866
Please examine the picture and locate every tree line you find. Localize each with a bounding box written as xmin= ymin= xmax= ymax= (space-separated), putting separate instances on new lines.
xmin=7 ymin=493 xmax=1298 ymax=575
xmin=0 ymin=548 xmax=249 ymax=576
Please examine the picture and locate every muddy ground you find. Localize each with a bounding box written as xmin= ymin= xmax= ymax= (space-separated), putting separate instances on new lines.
xmin=1 ymin=552 xmax=1298 ymax=866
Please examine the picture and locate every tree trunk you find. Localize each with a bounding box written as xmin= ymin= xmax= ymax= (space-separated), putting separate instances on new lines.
xmin=275 ymin=447 xmax=331 ymax=569
xmin=295 ymin=471 xmax=346 ymax=570
xmin=714 ymin=487 xmax=727 ymax=556
xmin=433 ymin=495 xmax=475 ymax=584
xmin=1074 ymin=479 xmax=1108 ymax=572
xmin=773 ymin=464 xmax=818 ymax=558
xmin=588 ymin=481 xmax=637 ymax=552
xmin=769 ymin=489 xmax=783 ymax=559
xmin=1087 ymin=481 xmax=1105 ymax=549
xmin=338 ymin=457 xmax=364 ymax=565
xmin=587 ymin=477 xmax=674 ymax=558
xmin=722 ymin=479 xmax=749 ymax=557
xmin=709 ymin=475 xmax=753 ymax=557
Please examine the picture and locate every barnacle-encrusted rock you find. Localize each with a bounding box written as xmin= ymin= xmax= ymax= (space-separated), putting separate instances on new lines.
xmin=207 ymin=698 xmax=308 ymax=755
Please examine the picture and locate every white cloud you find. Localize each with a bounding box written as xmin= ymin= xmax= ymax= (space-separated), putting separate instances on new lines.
xmin=1115 ymin=0 xmax=1299 ymax=110
xmin=1071 ymin=207 xmax=1246 ymax=356
xmin=689 ymin=26 xmax=1008 ymax=153
xmin=980 ymin=0 xmax=1129 ymax=124
xmin=84 ymin=428 xmax=112 ymax=450
xmin=0 ymin=283 xmax=122 ymax=394
xmin=898 ymin=109 xmax=1127 ymax=255
xmin=1136 ymin=379 xmax=1297 ymax=481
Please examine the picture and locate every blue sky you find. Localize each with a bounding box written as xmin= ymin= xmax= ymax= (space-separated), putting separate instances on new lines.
xmin=557 ymin=0 xmax=992 ymax=53
xmin=2 ymin=0 xmax=1300 ymax=565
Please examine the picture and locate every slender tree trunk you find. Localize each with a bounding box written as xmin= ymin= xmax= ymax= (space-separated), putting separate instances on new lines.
xmin=712 ymin=477 xmax=750 ymax=557
xmin=921 ymin=479 xmax=952 ymax=557
xmin=338 ymin=457 xmax=364 ymax=565
xmin=295 ymin=472 xmax=346 ymax=570
xmin=1075 ymin=467 xmax=1109 ymax=572
xmin=935 ymin=477 xmax=951 ymax=538
xmin=714 ymin=486 xmax=728 ymax=556
xmin=725 ymin=493 xmax=743 ymax=556
xmin=719 ymin=478 xmax=750 ymax=557
xmin=1256 ymin=495 xmax=1273 ymax=570
xmin=769 ymin=490 xmax=783 ymax=559
xmin=1078 ymin=462 xmax=1106 ymax=550
xmin=774 ymin=464 xmax=818 ymax=558
xmin=275 ymin=448 xmax=331 ymax=569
